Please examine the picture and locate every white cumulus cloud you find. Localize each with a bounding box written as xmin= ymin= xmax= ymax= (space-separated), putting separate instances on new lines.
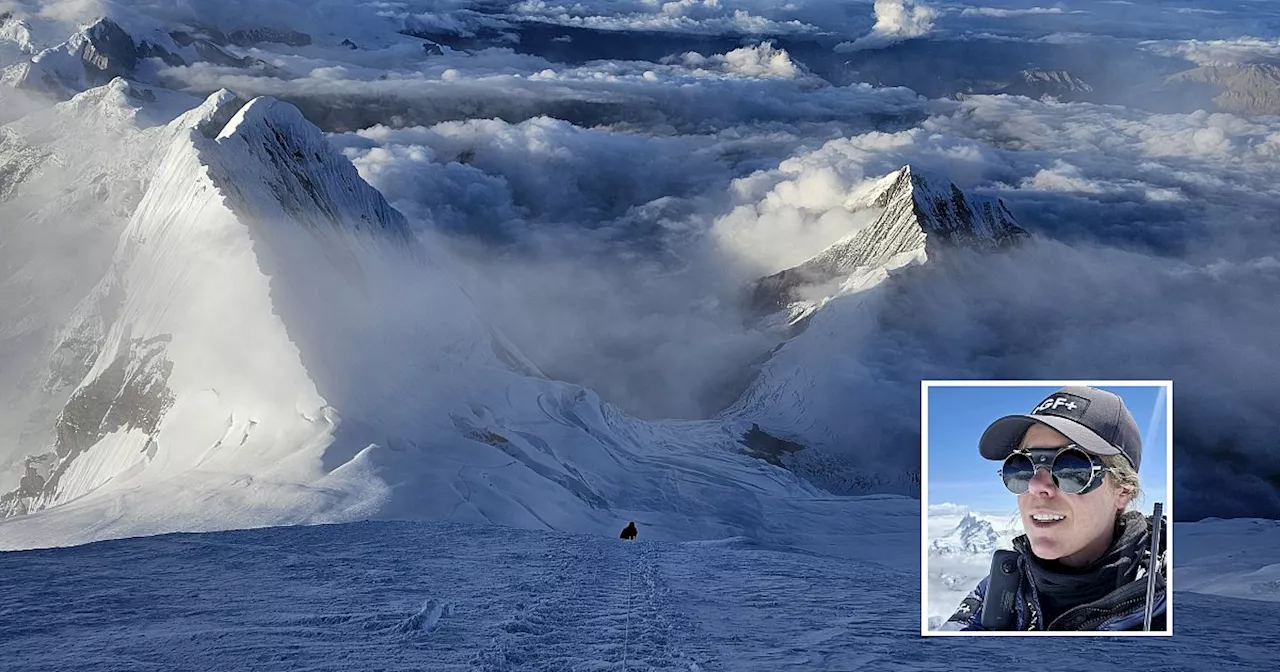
xmin=836 ymin=0 xmax=938 ymax=52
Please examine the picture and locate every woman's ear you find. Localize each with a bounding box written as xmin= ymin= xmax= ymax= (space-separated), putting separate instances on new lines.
xmin=1115 ymin=483 xmax=1135 ymax=510
xmin=1103 ymin=470 xmax=1135 ymax=509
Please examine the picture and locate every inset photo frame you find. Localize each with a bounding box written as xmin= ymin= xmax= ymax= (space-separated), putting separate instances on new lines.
xmin=921 ymin=381 xmax=1173 ymax=636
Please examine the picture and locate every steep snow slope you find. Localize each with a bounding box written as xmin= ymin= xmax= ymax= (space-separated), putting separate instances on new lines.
xmin=2 ymin=90 xmax=505 ymax=529
xmin=0 ymin=77 xmax=197 ymax=490
xmin=1 ymin=519 xmax=1278 ymax=671
xmin=1 ymin=91 xmax=380 ymax=520
xmin=1175 ymin=517 xmax=1280 ymax=603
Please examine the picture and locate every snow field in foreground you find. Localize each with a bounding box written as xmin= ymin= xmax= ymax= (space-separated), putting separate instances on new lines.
xmin=1 ymin=519 xmax=1278 ymax=671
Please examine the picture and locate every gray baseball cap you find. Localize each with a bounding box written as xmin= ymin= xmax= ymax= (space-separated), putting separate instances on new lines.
xmin=978 ymin=386 xmax=1142 ymax=470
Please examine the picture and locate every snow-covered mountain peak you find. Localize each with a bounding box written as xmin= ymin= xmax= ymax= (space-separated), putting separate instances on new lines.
xmin=1020 ymin=69 xmax=1094 ymax=94
xmin=2 ymin=11 xmax=283 ymax=102
xmin=726 ymin=167 xmax=1029 ymax=493
xmin=50 ymin=76 xmax=162 ymax=126
xmin=4 ymin=76 xmax=138 ymax=138
xmin=752 ymin=165 xmax=1028 ymax=317
xmin=201 ymin=96 xmax=415 ymax=243
xmin=850 ymin=164 xmax=1026 ymax=250
xmin=171 ymin=88 xmax=246 ymax=136
xmin=0 ymin=90 xmax=432 ymax=520
xmin=0 ymin=11 xmax=35 ymax=54
xmin=931 ymin=511 xmax=1000 ymax=557
xmin=955 ymin=511 xmax=988 ymax=534
xmin=12 ymin=17 xmax=139 ymax=99
xmin=898 ymin=165 xmax=1026 ymax=247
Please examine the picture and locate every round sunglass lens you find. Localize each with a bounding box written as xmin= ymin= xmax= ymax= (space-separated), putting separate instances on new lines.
xmin=1001 ymin=454 xmax=1035 ymax=494
xmin=1051 ymin=449 xmax=1096 ymax=494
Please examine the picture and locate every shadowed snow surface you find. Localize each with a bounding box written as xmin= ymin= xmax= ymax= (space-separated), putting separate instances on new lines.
xmin=1 ymin=519 xmax=1277 ymax=671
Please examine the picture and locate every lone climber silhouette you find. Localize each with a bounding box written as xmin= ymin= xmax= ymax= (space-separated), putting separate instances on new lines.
xmin=620 ymin=521 xmax=637 ymax=540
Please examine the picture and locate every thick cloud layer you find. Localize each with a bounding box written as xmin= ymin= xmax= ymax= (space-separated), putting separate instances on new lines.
xmin=333 ymin=117 xmax=783 ymax=419
xmin=863 ymin=242 xmax=1280 ymax=520
xmin=1143 ymin=36 xmax=1280 ymax=66
xmin=945 ymin=0 xmax=1280 ymax=42
xmin=152 ymin=42 xmax=927 ymax=134
xmin=503 ymin=0 xmax=821 ymax=35
xmin=350 ymin=75 xmax=1280 ymax=517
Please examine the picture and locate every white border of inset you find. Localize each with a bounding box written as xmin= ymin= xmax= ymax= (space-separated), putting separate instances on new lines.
xmin=919 ymin=380 xmax=1174 ymax=637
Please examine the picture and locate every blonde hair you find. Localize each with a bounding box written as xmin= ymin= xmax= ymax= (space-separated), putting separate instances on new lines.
xmin=1101 ymin=454 xmax=1142 ymax=507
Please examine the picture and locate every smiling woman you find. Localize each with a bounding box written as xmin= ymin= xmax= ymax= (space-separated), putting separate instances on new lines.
xmin=923 ymin=382 xmax=1172 ymax=635
xmin=1011 ymin=426 xmax=1139 ymax=567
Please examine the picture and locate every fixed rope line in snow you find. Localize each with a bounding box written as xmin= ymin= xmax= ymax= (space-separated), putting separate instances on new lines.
xmin=623 ymin=542 xmax=632 ymax=672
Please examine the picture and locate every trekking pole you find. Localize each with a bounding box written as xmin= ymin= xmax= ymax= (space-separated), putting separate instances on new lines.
xmin=1143 ymin=502 xmax=1164 ymax=631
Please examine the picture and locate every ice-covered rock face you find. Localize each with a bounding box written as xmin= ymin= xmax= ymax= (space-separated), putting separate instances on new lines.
xmin=1 ymin=337 xmax=173 ymax=516
xmin=0 ymin=13 xmax=304 ymax=102
xmin=4 ymin=18 xmax=139 ymax=99
xmin=1019 ymin=69 xmax=1094 ymax=95
xmin=0 ymin=127 xmax=46 ymax=201
xmin=0 ymin=11 xmax=36 ymax=58
xmin=751 ymin=165 xmax=1028 ymax=317
xmin=78 ymin=19 xmax=139 ymax=81
xmin=209 ymin=98 xmax=415 ymax=242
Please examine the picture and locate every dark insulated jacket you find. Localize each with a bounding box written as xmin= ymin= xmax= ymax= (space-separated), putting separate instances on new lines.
xmin=941 ymin=513 xmax=1167 ymax=632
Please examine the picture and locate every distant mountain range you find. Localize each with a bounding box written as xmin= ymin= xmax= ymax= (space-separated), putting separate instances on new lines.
xmin=1165 ymin=63 xmax=1280 ymax=116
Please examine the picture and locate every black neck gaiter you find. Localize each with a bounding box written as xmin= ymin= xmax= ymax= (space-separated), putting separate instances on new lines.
xmin=1016 ymin=510 xmax=1150 ymax=626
